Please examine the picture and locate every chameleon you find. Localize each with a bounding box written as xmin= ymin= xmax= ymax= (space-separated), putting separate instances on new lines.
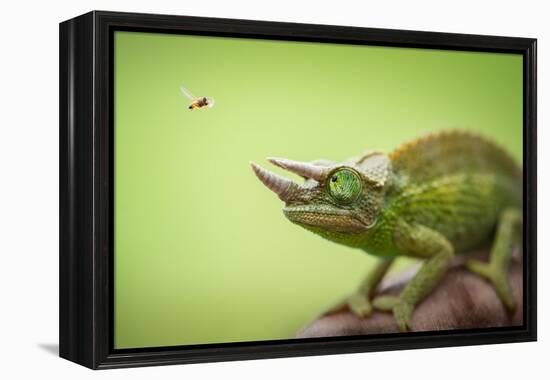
xmin=250 ymin=130 xmax=522 ymax=331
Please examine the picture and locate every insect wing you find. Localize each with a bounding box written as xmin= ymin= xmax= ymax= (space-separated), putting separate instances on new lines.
xmin=180 ymin=86 xmax=196 ymax=100
xmin=206 ymin=97 xmax=215 ymax=108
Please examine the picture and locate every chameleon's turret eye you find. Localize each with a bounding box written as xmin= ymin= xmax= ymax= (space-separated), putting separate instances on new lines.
xmin=327 ymin=168 xmax=362 ymax=204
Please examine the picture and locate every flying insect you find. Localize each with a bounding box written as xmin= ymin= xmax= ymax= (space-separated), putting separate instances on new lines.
xmin=180 ymin=86 xmax=215 ymax=110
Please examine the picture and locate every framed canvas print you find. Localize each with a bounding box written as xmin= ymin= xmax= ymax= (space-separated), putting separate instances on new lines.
xmin=59 ymin=11 xmax=537 ymax=369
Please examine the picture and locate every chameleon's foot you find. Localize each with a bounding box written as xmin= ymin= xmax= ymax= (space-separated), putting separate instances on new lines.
xmin=347 ymin=293 xmax=373 ymax=317
xmin=373 ymin=295 xmax=413 ymax=331
xmin=372 ymin=295 xmax=399 ymax=311
xmin=327 ymin=293 xmax=373 ymax=317
xmin=326 ymin=257 xmax=395 ymax=318
xmin=465 ymin=260 xmax=516 ymax=311
xmin=393 ymin=301 xmax=414 ymax=331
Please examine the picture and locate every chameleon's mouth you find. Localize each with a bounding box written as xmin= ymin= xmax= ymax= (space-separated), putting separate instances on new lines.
xmin=283 ymin=206 xmax=368 ymax=233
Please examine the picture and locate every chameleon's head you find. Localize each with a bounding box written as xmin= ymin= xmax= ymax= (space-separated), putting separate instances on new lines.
xmin=250 ymin=153 xmax=392 ymax=246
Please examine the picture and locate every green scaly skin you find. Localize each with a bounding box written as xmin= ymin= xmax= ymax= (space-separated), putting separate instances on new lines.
xmin=251 ymin=130 xmax=522 ymax=331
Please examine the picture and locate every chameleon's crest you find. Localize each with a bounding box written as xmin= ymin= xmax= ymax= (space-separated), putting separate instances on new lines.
xmin=355 ymin=152 xmax=392 ymax=187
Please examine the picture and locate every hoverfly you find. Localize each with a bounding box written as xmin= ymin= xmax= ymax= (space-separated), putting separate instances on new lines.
xmin=180 ymin=86 xmax=215 ymax=110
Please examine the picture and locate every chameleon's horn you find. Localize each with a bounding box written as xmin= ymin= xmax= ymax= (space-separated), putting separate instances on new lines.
xmin=267 ymin=157 xmax=326 ymax=181
xmin=250 ymin=162 xmax=296 ymax=201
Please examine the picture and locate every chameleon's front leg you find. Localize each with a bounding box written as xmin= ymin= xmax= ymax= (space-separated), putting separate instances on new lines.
xmin=327 ymin=257 xmax=393 ymax=317
xmin=373 ymin=219 xmax=454 ymax=331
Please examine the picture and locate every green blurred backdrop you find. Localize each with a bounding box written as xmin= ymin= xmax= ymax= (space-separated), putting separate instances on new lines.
xmin=114 ymin=31 xmax=522 ymax=348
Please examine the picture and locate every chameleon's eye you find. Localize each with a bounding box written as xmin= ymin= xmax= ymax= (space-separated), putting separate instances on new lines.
xmin=328 ymin=168 xmax=362 ymax=204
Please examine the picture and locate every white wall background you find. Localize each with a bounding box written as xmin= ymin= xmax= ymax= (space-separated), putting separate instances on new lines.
xmin=0 ymin=0 xmax=546 ymax=378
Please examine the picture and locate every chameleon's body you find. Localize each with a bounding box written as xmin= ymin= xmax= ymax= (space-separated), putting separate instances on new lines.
xmin=251 ymin=131 xmax=522 ymax=331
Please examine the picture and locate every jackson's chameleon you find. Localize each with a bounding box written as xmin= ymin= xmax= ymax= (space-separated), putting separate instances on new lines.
xmin=251 ymin=131 xmax=522 ymax=331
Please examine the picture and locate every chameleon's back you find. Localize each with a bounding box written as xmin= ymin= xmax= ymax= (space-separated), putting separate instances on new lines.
xmin=390 ymin=131 xmax=521 ymax=185
xmin=385 ymin=131 xmax=522 ymax=252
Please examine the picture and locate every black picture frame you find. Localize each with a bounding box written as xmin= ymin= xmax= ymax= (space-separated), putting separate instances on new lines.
xmin=59 ymin=10 xmax=537 ymax=369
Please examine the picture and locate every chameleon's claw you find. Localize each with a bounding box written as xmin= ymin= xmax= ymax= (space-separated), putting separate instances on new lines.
xmin=372 ymin=295 xmax=399 ymax=311
xmin=373 ymin=296 xmax=413 ymax=331
xmin=347 ymin=293 xmax=373 ymax=317
xmin=466 ymin=260 xmax=516 ymax=312
xmin=326 ymin=293 xmax=373 ymax=317
xmin=393 ymin=301 xmax=414 ymax=331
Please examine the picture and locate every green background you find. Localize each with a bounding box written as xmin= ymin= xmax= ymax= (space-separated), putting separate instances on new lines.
xmin=114 ymin=31 xmax=522 ymax=349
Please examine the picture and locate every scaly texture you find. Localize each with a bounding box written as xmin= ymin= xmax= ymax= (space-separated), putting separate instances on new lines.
xmin=390 ymin=130 xmax=521 ymax=184
xmin=251 ymin=130 xmax=522 ymax=331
